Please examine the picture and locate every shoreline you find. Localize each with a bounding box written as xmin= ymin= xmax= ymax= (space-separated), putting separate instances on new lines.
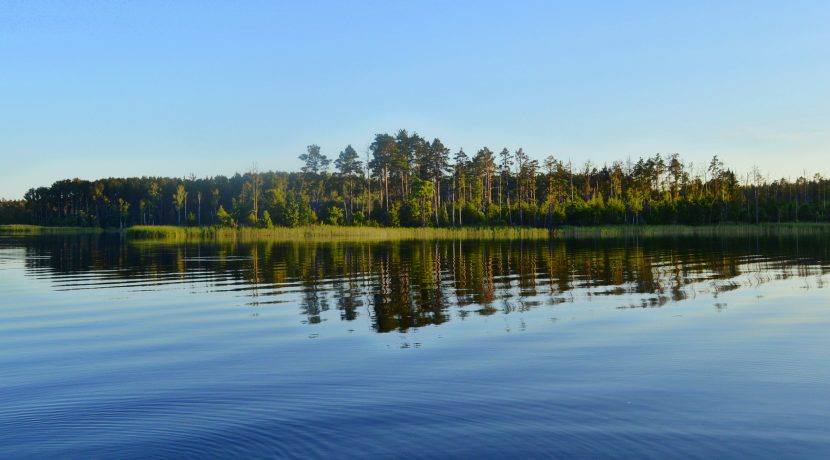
xmin=3 ymin=223 xmax=830 ymax=242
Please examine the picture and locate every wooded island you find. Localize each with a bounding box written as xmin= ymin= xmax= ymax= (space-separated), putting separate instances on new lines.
xmin=1 ymin=130 xmax=828 ymax=229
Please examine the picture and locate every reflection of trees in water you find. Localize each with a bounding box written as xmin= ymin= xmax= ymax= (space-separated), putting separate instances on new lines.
xmin=15 ymin=234 xmax=830 ymax=332
xmin=333 ymin=245 xmax=366 ymax=321
xmin=371 ymin=242 xmax=449 ymax=332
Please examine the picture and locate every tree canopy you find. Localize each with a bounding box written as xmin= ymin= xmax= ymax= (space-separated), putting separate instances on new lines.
xmin=4 ymin=129 xmax=829 ymax=228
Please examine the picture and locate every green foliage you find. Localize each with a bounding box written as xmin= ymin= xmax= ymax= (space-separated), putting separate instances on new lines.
xmin=5 ymin=130 xmax=830 ymax=230
xmin=406 ymin=178 xmax=434 ymax=226
xmin=351 ymin=210 xmax=365 ymax=226
xmin=246 ymin=210 xmax=258 ymax=227
xmin=216 ymin=205 xmax=235 ymax=227
xmin=462 ymin=202 xmax=485 ymax=226
xmin=173 ymin=184 xmax=187 ymax=224
xmin=325 ymin=206 xmax=344 ymax=226
xmin=298 ymin=198 xmax=317 ymax=225
xmin=280 ymin=195 xmax=300 ymax=228
xmin=260 ymin=210 xmax=273 ymax=228
xmin=437 ymin=207 xmax=450 ymax=227
xmin=299 ymin=144 xmax=330 ymax=174
xmin=604 ymin=197 xmax=626 ymax=224
xmin=335 ymin=145 xmax=362 ymax=177
xmin=387 ymin=203 xmax=401 ymax=228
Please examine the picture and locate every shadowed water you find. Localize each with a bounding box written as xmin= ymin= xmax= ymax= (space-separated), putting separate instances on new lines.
xmin=1 ymin=234 xmax=830 ymax=458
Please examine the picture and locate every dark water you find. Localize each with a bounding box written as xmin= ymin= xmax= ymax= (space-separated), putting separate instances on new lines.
xmin=2 ymin=234 xmax=830 ymax=458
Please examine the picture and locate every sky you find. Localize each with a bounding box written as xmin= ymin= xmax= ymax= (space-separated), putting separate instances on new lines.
xmin=1 ymin=0 xmax=829 ymax=199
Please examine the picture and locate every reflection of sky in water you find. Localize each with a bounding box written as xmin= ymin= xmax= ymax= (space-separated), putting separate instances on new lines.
xmin=7 ymin=236 xmax=829 ymax=334
xmin=1 ymin=235 xmax=830 ymax=458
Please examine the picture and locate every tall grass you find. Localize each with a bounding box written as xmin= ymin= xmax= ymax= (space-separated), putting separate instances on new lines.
xmin=124 ymin=225 xmax=188 ymax=240
xmin=125 ymin=225 xmax=552 ymax=242
xmin=553 ymin=223 xmax=830 ymax=239
xmin=9 ymin=223 xmax=829 ymax=242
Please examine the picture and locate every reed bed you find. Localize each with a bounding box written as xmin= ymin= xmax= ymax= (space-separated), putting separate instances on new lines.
xmin=8 ymin=223 xmax=830 ymax=242
xmin=124 ymin=225 xmax=552 ymax=242
xmin=553 ymin=223 xmax=830 ymax=239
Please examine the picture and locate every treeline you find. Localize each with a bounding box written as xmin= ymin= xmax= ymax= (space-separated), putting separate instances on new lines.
xmin=4 ymin=129 xmax=830 ymax=228
xmin=0 ymin=200 xmax=28 ymax=225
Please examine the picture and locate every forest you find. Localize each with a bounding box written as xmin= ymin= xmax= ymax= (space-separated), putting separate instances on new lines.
xmin=2 ymin=129 xmax=829 ymax=228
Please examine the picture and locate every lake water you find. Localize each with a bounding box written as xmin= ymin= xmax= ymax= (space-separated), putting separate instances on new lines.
xmin=2 ymin=234 xmax=830 ymax=458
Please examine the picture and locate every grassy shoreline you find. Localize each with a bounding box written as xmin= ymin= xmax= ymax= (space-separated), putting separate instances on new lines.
xmin=123 ymin=225 xmax=552 ymax=242
xmin=0 ymin=224 xmax=106 ymax=235
xmin=4 ymin=223 xmax=830 ymax=242
xmin=552 ymin=223 xmax=830 ymax=239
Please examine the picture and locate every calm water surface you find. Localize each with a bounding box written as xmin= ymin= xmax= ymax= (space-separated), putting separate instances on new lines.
xmin=1 ymin=235 xmax=830 ymax=458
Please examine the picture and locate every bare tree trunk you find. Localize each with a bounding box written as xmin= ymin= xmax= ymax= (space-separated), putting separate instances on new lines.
xmin=384 ymin=167 xmax=390 ymax=212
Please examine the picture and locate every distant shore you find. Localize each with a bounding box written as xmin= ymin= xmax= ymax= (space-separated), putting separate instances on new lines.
xmin=0 ymin=224 xmax=105 ymax=235
xmin=3 ymin=223 xmax=830 ymax=242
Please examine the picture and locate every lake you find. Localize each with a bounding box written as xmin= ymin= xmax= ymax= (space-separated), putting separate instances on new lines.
xmin=1 ymin=234 xmax=830 ymax=458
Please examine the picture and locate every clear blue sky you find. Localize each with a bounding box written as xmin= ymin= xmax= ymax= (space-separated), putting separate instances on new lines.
xmin=2 ymin=0 xmax=828 ymax=199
